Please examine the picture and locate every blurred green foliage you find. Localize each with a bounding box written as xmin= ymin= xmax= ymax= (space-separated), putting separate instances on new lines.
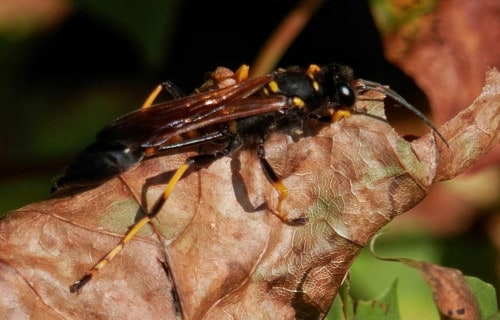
xmin=0 ymin=0 xmax=180 ymax=214
xmin=73 ymin=0 xmax=180 ymax=68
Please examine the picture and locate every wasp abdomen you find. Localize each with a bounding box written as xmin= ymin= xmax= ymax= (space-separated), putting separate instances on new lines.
xmin=52 ymin=142 xmax=145 ymax=193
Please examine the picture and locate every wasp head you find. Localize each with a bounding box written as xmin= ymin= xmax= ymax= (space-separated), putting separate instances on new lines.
xmin=319 ymin=63 xmax=357 ymax=108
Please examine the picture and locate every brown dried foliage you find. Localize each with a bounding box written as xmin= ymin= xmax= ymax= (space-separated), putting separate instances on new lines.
xmin=0 ymin=66 xmax=498 ymax=319
xmin=374 ymin=245 xmax=483 ymax=319
xmin=375 ymin=0 xmax=500 ymax=171
xmin=368 ymin=0 xmax=500 ymax=244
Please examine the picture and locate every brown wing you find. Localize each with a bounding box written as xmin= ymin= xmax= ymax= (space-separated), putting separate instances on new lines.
xmin=96 ymin=74 xmax=275 ymax=147
xmin=154 ymin=94 xmax=294 ymax=152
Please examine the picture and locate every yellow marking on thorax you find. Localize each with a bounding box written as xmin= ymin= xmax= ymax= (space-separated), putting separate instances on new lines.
xmin=306 ymin=64 xmax=321 ymax=78
xmin=292 ymin=97 xmax=306 ymax=108
xmin=306 ymin=64 xmax=321 ymax=92
xmin=267 ymin=80 xmax=280 ymax=93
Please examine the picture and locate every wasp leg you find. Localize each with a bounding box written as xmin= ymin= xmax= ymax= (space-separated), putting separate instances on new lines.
xmin=311 ymin=108 xmax=352 ymax=123
xmin=70 ymin=139 xmax=241 ymax=294
xmin=257 ymin=139 xmax=308 ymax=226
xmin=142 ymin=65 xmax=248 ymax=110
xmin=332 ymin=109 xmax=351 ymax=122
xmin=234 ymin=64 xmax=250 ymax=83
xmin=141 ymin=81 xmax=185 ymax=109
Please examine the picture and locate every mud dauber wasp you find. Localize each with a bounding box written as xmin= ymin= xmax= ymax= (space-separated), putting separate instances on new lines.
xmin=51 ymin=63 xmax=447 ymax=293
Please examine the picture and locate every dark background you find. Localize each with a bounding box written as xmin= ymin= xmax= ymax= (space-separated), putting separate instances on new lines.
xmin=0 ymin=0 xmax=426 ymax=214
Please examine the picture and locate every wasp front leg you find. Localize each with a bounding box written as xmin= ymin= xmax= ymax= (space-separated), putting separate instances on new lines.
xmin=332 ymin=109 xmax=352 ymax=122
xmin=311 ymin=108 xmax=352 ymax=123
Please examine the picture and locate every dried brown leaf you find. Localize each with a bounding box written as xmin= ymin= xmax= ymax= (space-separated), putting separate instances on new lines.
xmin=373 ymin=0 xmax=500 ymax=173
xmin=371 ymin=248 xmax=480 ymax=320
xmin=415 ymin=262 xmax=480 ymax=319
xmin=417 ymin=67 xmax=500 ymax=181
xmin=374 ymin=0 xmax=500 ymax=121
xmin=0 ymin=68 xmax=498 ymax=319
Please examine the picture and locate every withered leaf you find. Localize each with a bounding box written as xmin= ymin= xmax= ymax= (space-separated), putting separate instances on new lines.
xmin=0 ymin=68 xmax=498 ymax=319
xmin=370 ymin=241 xmax=481 ymax=319
xmin=415 ymin=262 xmax=480 ymax=319
xmin=373 ymin=0 xmax=500 ymax=123
xmin=372 ymin=0 xmax=500 ymax=173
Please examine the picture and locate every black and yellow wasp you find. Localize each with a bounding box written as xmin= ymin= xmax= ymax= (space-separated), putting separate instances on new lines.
xmin=51 ymin=63 xmax=447 ymax=293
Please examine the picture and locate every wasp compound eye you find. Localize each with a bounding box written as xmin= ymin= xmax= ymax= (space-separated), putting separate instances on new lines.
xmin=336 ymin=82 xmax=356 ymax=107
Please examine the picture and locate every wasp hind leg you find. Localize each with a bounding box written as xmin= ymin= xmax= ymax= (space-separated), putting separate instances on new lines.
xmin=257 ymin=139 xmax=308 ymax=226
xmin=70 ymin=139 xmax=241 ymax=293
xmin=234 ymin=64 xmax=250 ymax=82
xmin=141 ymin=81 xmax=185 ymax=109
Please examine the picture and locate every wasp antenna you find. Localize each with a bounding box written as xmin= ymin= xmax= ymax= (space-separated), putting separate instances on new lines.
xmin=357 ymin=80 xmax=449 ymax=148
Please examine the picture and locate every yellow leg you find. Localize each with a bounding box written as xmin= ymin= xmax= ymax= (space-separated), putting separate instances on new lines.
xmin=234 ymin=64 xmax=250 ymax=83
xmin=141 ymin=84 xmax=164 ymax=109
xmin=143 ymin=65 xmax=248 ymax=111
xmin=141 ymin=81 xmax=184 ymax=109
xmin=332 ymin=109 xmax=351 ymax=122
xmin=271 ymin=179 xmax=307 ymax=225
xmin=70 ymin=162 xmax=191 ymax=293
xmin=258 ymin=142 xmax=307 ymax=225
xmin=271 ymin=179 xmax=289 ymax=221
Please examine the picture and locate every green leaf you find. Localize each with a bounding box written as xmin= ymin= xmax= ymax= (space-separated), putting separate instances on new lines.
xmin=328 ymin=296 xmax=344 ymax=320
xmin=485 ymin=313 xmax=500 ymax=320
xmin=466 ymin=276 xmax=498 ymax=319
xmin=356 ymin=279 xmax=401 ymax=320
xmin=327 ymin=280 xmax=355 ymax=320
xmin=368 ymin=0 xmax=438 ymax=34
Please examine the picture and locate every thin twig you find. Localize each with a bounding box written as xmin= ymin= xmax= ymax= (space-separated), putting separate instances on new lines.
xmin=251 ymin=0 xmax=325 ymax=77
